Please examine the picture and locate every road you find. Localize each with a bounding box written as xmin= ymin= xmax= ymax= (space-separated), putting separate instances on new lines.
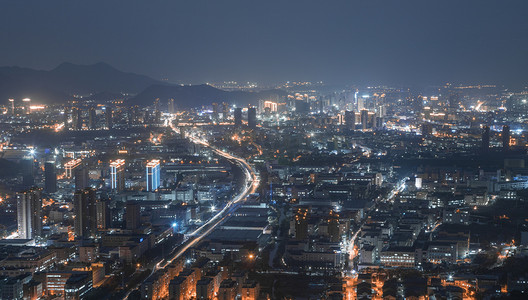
xmin=123 ymin=119 xmax=259 ymax=299
xmin=157 ymin=124 xmax=259 ymax=268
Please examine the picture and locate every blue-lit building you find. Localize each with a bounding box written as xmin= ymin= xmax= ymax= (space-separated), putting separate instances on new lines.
xmin=146 ymin=159 xmax=161 ymax=191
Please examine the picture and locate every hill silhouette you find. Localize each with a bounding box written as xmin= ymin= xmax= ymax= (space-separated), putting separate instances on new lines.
xmin=0 ymin=62 xmax=286 ymax=108
xmin=0 ymin=62 xmax=160 ymax=104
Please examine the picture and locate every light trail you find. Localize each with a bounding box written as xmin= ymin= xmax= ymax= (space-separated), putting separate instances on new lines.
xmin=157 ymin=118 xmax=260 ymax=268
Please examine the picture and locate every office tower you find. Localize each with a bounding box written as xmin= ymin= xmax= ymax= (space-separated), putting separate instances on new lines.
xmin=20 ymin=158 xmax=35 ymax=188
xmin=212 ymin=102 xmax=219 ymax=121
xmin=345 ymin=110 xmax=355 ymax=130
xmin=65 ymin=158 xmax=82 ymax=179
xmin=88 ymin=107 xmax=97 ymax=130
xmin=222 ymin=102 xmax=229 ymax=119
xmin=234 ymin=108 xmax=242 ymax=126
xmin=482 ymin=125 xmax=490 ymax=152
xmin=74 ymin=166 xmax=89 ymax=190
xmin=360 ymin=109 xmax=369 ymax=130
xmin=154 ymin=109 xmax=161 ymax=124
xmin=73 ymin=108 xmax=82 ymax=130
xmin=146 ymin=159 xmax=161 ymax=192
xmin=44 ymin=162 xmax=57 ymax=193
xmin=96 ymin=200 xmax=111 ymax=230
xmin=125 ymin=201 xmax=141 ymax=230
xmin=105 ymin=107 xmax=113 ymax=129
xmin=293 ymin=207 xmax=308 ymax=240
xmin=17 ymin=188 xmax=42 ymax=239
xmin=22 ymin=98 xmax=31 ymax=114
xmin=502 ymin=125 xmax=510 ymax=152
xmin=63 ymin=109 xmax=70 ymax=130
xmin=110 ymin=159 xmax=126 ymax=192
xmin=247 ymin=107 xmax=257 ymax=128
xmin=74 ymin=188 xmax=97 ymax=238
xmin=9 ymin=98 xmax=15 ymax=115
xmin=168 ymin=98 xmax=176 ymax=114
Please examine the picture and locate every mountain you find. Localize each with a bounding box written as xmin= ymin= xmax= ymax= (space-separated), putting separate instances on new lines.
xmin=129 ymin=83 xmax=287 ymax=108
xmin=0 ymin=62 xmax=287 ymax=107
xmin=0 ymin=62 xmax=161 ymax=104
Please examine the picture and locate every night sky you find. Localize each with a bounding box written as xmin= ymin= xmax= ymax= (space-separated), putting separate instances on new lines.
xmin=1 ymin=0 xmax=528 ymax=87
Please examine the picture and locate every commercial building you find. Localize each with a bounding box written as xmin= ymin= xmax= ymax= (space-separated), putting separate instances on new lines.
xmin=146 ymin=159 xmax=161 ymax=192
xmin=17 ymin=188 xmax=42 ymax=239
xmin=110 ymin=159 xmax=126 ymax=192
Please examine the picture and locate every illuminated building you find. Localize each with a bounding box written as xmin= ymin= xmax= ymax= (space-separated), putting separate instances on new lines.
xmin=380 ymin=246 xmax=415 ymax=267
xmin=65 ymin=158 xmax=82 ymax=179
xmin=17 ymin=188 xmax=42 ymax=239
xmin=263 ymin=101 xmax=278 ymax=112
xmin=110 ymin=159 xmax=125 ymax=192
xmin=146 ymin=159 xmax=161 ymax=191
xmin=22 ymin=98 xmax=31 ymax=114
xmin=9 ymin=98 xmax=14 ymax=115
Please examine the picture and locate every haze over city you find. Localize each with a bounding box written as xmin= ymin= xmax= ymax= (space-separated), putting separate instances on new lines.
xmin=1 ymin=1 xmax=528 ymax=300
xmin=1 ymin=0 xmax=528 ymax=86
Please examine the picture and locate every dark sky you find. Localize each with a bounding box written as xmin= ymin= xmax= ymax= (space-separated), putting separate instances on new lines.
xmin=1 ymin=0 xmax=528 ymax=87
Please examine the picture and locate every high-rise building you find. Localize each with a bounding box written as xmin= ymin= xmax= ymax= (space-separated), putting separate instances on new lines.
xmin=154 ymin=109 xmax=161 ymax=124
xmin=105 ymin=107 xmax=113 ymax=130
xmin=168 ymin=98 xmax=176 ymax=114
xmin=146 ymin=159 xmax=161 ymax=192
xmin=65 ymin=158 xmax=83 ymax=179
xmin=9 ymin=98 xmax=15 ymax=115
xmin=17 ymin=188 xmax=42 ymax=239
xmin=74 ymin=108 xmax=82 ymax=130
xmin=345 ymin=110 xmax=355 ymax=130
xmin=125 ymin=201 xmax=141 ymax=230
xmin=502 ymin=125 xmax=510 ymax=152
xmin=88 ymin=107 xmax=97 ymax=130
xmin=361 ymin=109 xmax=369 ymax=130
xmin=75 ymin=166 xmax=89 ymax=191
xmin=212 ymin=103 xmax=219 ymax=121
xmin=482 ymin=125 xmax=490 ymax=152
xmin=74 ymin=188 xmax=97 ymax=238
xmin=22 ymin=98 xmax=31 ymax=114
xmin=96 ymin=200 xmax=111 ymax=230
xmin=110 ymin=159 xmax=126 ymax=192
xmin=44 ymin=162 xmax=57 ymax=193
xmin=247 ymin=107 xmax=257 ymax=128
xmin=21 ymin=158 xmax=35 ymax=188
xmin=234 ymin=108 xmax=242 ymax=126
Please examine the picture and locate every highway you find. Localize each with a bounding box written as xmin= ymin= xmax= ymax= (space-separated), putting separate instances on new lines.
xmin=123 ymin=119 xmax=259 ymax=299
xmin=159 ymin=120 xmax=260 ymax=268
